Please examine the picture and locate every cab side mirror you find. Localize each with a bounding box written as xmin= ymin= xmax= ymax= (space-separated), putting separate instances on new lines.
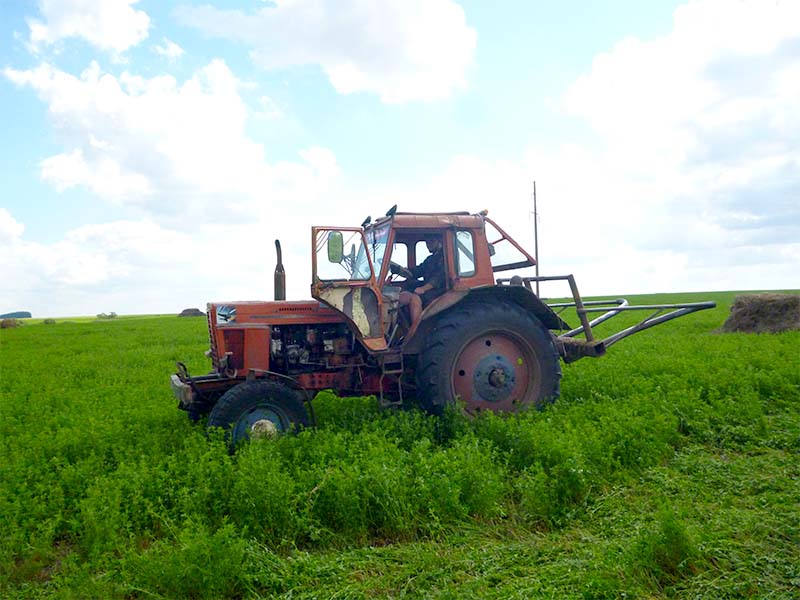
xmin=327 ymin=231 xmax=344 ymax=263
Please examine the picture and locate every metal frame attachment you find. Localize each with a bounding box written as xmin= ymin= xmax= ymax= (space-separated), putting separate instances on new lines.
xmin=498 ymin=275 xmax=716 ymax=361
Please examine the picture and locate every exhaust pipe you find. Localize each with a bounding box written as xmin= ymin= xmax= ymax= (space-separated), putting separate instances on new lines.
xmin=274 ymin=239 xmax=286 ymax=301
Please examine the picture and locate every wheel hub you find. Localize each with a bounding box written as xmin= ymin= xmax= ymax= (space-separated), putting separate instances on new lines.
xmin=488 ymin=367 xmax=506 ymax=387
xmin=250 ymin=419 xmax=278 ymax=439
xmin=452 ymin=330 xmax=539 ymax=412
xmin=473 ymin=354 xmax=516 ymax=403
xmin=233 ymin=406 xmax=287 ymax=442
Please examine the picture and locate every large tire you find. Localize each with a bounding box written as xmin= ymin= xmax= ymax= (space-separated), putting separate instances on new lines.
xmin=207 ymin=381 xmax=309 ymax=449
xmin=416 ymin=301 xmax=561 ymax=414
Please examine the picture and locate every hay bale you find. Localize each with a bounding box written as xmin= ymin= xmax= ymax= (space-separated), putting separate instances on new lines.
xmin=178 ymin=308 xmax=206 ymax=317
xmin=719 ymin=293 xmax=800 ymax=334
xmin=1 ymin=318 xmax=21 ymax=329
xmin=44 ymin=319 xmax=56 ymax=325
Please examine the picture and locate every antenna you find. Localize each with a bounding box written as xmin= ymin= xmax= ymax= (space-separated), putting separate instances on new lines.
xmin=532 ymin=181 xmax=540 ymax=297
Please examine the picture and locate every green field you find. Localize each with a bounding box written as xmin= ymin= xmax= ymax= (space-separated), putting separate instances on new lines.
xmin=1 ymin=291 xmax=798 ymax=599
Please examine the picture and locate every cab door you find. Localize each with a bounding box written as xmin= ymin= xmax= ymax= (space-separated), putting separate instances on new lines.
xmin=311 ymin=227 xmax=388 ymax=352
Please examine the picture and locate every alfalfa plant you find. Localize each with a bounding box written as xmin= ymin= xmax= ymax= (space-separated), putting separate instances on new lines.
xmin=628 ymin=509 xmax=703 ymax=590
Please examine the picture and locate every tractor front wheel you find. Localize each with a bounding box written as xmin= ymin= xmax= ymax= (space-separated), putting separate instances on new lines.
xmin=416 ymin=301 xmax=561 ymax=414
xmin=207 ymin=381 xmax=309 ymax=449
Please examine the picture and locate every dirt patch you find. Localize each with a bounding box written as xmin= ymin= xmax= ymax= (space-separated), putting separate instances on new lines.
xmin=178 ymin=308 xmax=206 ymax=317
xmin=718 ymin=293 xmax=800 ymax=334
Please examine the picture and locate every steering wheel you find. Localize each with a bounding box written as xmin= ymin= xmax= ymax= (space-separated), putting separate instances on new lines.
xmin=389 ymin=261 xmax=415 ymax=281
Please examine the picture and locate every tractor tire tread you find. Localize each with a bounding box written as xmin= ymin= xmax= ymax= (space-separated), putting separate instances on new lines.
xmin=208 ymin=381 xmax=309 ymax=446
xmin=416 ymin=300 xmax=561 ymax=413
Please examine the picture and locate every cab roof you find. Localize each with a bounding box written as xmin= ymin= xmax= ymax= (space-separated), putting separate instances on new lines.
xmin=373 ymin=211 xmax=485 ymax=230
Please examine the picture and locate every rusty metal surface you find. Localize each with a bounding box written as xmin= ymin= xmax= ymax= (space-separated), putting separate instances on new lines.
xmin=380 ymin=213 xmax=485 ymax=229
xmin=466 ymin=286 xmax=571 ymax=331
xmin=207 ymin=301 xmax=350 ymax=376
xmin=316 ymin=286 xmax=382 ymax=339
xmin=452 ymin=329 xmax=540 ymax=413
xmin=310 ymin=225 xmax=389 ymax=350
xmin=210 ymin=301 xmax=346 ymax=325
xmin=555 ymin=338 xmax=607 ymax=364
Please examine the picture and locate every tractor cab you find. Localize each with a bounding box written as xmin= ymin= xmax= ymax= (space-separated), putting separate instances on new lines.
xmin=310 ymin=210 xmax=524 ymax=351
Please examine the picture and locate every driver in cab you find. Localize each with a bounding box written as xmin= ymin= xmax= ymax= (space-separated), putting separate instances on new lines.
xmin=398 ymin=237 xmax=445 ymax=326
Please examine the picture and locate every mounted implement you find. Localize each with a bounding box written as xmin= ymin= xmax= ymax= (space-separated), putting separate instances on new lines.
xmin=171 ymin=208 xmax=715 ymax=447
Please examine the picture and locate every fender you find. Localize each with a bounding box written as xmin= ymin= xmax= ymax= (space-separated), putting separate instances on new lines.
xmin=402 ymin=285 xmax=570 ymax=354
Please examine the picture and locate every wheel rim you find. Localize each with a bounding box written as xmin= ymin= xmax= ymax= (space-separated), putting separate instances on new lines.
xmin=232 ymin=404 xmax=290 ymax=442
xmin=452 ymin=330 xmax=541 ymax=412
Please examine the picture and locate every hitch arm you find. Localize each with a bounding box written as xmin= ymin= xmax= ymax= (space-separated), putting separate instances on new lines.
xmin=593 ymin=302 xmax=717 ymax=348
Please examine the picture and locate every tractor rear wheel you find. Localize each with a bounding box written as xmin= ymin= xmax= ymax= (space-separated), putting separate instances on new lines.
xmin=416 ymin=301 xmax=561 ymax=414
xmin=207 ymin=381 xmax=309 ymax=449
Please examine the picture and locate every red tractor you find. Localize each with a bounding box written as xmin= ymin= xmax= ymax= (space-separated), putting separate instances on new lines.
xmin=172 ymin=208 xmax=714 ymax=446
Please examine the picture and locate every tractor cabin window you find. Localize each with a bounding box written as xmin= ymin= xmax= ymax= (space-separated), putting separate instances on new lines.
xmin=315 ymin=229 xmax=373 ymax=281
xmin=484 ymin=221 xmax=532 ymax=273
xmin=414 ymin=240 xmax=431 ymax=265
xmin=391 ymin=242 xmax=408 ymax=269
xmin=455 ymin=230 xmax=476 ymax=277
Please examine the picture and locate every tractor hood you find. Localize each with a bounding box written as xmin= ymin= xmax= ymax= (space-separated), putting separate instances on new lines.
xmin=208 ymin=300 xmax=347 ymax=328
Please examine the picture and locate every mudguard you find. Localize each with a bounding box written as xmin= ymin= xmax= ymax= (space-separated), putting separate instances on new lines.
xmin=403 ymin=285 xmax=570 ymax=354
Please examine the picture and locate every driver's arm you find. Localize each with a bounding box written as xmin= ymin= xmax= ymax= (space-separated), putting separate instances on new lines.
xmin=414 ymin=256 xmax=444 ymax=294
xmin=408 ymin=262 xmax=424 ymax=279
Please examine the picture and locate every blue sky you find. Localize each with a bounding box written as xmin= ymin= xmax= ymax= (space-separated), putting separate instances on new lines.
xmin=1 ymin=0 xmax=798 ymax=317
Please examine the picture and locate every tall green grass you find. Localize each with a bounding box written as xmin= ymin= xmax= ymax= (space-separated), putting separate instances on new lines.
xmin=1 ymin=292 xmax=798 ymax=598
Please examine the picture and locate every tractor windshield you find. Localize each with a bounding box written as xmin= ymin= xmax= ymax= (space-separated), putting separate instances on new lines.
xmin=365 ymin=223 xmax=391 ymax=279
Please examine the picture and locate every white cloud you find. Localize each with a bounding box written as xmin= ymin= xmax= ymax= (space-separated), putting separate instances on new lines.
xmin=0 ymin=209 xmax=25 ymax=242
xmin=27 ymin=0 xmax=151 ymax=53
xmin=562 ymin=0 xmax=800 ymax=174
xmin=531 ymin=0 xmax=800 ymax=294
xmin=4 ymin=0 xmax=798 ymax=318
xmin=0 ymin=216 xmax=195 ymax=316
xmin=176 ymin=0 xmax=476 ymax=103
xmin=338 ymin=0 xmax=798 ymax=296
xmin=0 ymin=210 xmax=376 ymax=318
xmin=4 ymin=60 xmax=340 ymax=224
xmin=256 ymin=95 xmax=283 ymax=120
xmin=375 ymin=1 xmax=800 ymax=297
xmin=153 ymin=37 xmax=185 ymax=61
xmin=1 ymin=57 xmax=356 ymax=316
xmin=385 ymin=146 xmax=798 ymax=298
xmin=40 ymin=148 xmax=152 ymax=199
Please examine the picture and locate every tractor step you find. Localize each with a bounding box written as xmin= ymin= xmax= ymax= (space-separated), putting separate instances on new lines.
xmin=378 ymin=351 xmax=404 ymax=408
